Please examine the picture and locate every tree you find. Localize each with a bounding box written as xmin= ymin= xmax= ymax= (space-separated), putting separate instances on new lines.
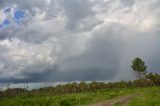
xmin=145 ymin=72 xmax=160 ymax=86
xmin=79 ymin=81 xmax=87 ymax=92
xmin=131 ymin=57 xmax=147 ymax=79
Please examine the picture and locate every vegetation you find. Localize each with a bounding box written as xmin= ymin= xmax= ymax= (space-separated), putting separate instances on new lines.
xmin=131 ymin=57 xmax=147 ymax=79
xmin=0 ymin=72 xmax=160 ymax=99
xmin=0 ymin=87 xmax=159 ymax=106
xmin=0 ymin=57 xmax=159 ymax=106
xmin=127 ymin=87 xmax=160 ymax=106
xmin=0 ymin=87 xmax=145 ymax=106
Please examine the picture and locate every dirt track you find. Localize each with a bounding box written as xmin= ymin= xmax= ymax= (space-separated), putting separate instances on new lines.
xmin=86 ymin=94 xmax=136 ymax=106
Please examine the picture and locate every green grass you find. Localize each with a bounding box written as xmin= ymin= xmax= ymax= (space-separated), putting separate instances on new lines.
xmin=113 ymin=102 xmax=122 ymax=106
xmin=0 ymin=89 xmax=135 ymax=106
xmin=0 ymin=87 xmax=159 ymax=106
xmin=127 ymin=87 xmax=160 ymax=106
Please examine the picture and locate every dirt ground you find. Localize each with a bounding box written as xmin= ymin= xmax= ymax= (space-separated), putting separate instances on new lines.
xmin=86 ymin=94 xmax=136 ymax=106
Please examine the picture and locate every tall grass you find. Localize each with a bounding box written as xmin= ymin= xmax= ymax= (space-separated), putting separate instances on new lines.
xmin=127 ymin=87 xmax=160 ymax=106
xmin=0 ymin=88 xmax=137 ymax=106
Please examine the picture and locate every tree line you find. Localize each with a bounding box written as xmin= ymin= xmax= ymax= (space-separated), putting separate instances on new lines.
xmin=0 ymin=57 xmax=159 ymax=98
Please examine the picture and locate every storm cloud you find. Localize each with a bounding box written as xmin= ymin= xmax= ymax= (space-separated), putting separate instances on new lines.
xmin=0 ymin=0 xmax=160 ymax=83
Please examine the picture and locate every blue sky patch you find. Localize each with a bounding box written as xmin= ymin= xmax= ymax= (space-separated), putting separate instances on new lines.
xmin=2 ymin=19 xmax=10 ymax=26
xmin=13 ymin=10 xmax=26 ymax=20
xmin=0 ymin=8 xmax=26 ymax=28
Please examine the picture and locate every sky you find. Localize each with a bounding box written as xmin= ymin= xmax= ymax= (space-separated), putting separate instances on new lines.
xmin=0 ymin=0 xmax=160 ymax=84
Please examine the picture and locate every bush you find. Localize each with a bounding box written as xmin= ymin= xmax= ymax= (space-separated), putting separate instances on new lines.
xmin=59 ymin=100 xmax=73 ymax=106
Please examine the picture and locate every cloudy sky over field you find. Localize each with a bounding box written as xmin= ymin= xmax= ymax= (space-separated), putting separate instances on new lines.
xmin=0 ymin=0 xmax=160 ymax=83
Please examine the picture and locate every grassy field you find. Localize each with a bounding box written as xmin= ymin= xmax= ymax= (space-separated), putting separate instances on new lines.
xmin=126 ymin=87 xmax=160 ymax=106
xmin=0 ymin=87 xmax=159 ymax=106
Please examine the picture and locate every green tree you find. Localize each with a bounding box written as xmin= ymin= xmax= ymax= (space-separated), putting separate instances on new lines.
xmin=131 ymin=57 xmax=147 ymax=79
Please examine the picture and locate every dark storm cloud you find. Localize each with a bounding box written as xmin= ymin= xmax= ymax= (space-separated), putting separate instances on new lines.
xmin=53 ymin=23 xmax=134 ymax=82
xmin=0 ymin=0 xmax=159 ymax=83
xmin=0 ymin=63 xmax=57 ymax=83
xmin=0 ymin=71 xmax=52 ymax=83
xmin=55 ymin=23 xmax=160 ymax=82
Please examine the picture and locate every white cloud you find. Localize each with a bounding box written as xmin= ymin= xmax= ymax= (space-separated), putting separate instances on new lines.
xmin=0 ymin=9 xmax=6 ymax=23
xmin=0 ymin=0 xmax=159 ymax=83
